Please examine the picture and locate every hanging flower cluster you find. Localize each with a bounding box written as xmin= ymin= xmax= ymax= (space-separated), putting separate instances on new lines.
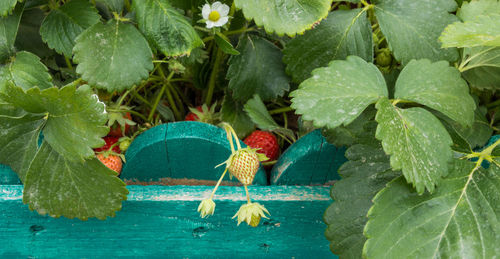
xmin=197 ymin=123 xmax=270 ymax=227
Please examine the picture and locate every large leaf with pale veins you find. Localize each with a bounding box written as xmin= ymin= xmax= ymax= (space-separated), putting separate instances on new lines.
xmin=0 ymin=3 xmax=22 ymax=62
xmin=23 ymin=142 xmax=129 ymax=220
xmin=394 ymin=59 xmax=475 ymax=127
xmin=373 ymin=0 xmax=459 ymax=64
xmin=40 ymin=0 xmax=100 ymax=57
xmin=375 ymin=97 xmax=453 ymax=194
xmin=220 ymin=94 xmax=255 ymax=138
xmin=73 ymin=20 xmax=153 ymax=92
xmin=2 ymin=84 xmax=108 ymax=162
xmin=0 ymin=0 xmax=17 ymax=17
xmin=458 ymin=0 xmax=500 ymax=21
xmin=133 ymin=0 xmax=203 ymax=57
xmin=0 ymin=51 xmax=52 ymax=92
xmin=291 ymin=56 xmax=387 ymax=129
xmin=455 ymin=1 xmax=500 ymax=89
xmin=437 ymin=106 xmax=492 ymax=153
xmin=0 ymin=104 xmax=43 ymax=182
xmin=234 ymin=0 xmax=332 ymax=37
xmin=462 ymin=46 xmax=500 ymax=90
xmin=324 ymin=144 xmax=399 ymax=258
xmin=227 ymin=35 xmax=290 ymax=102
xmin=440 ymin=14 xmax=500 ymax=48
xmin=363 ymin=159 xmax=500 ymax=258
xmin=283 ymin=8 xmax=373 ymax=83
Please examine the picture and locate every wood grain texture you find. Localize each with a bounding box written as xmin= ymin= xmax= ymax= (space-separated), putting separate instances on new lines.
xmin=271 ymin=130 xmax=346 ymax=185
xmin=0 ymin=185 xmax=337 ymax=258
xmin=121 ymin=122 xmax=267 ymax=185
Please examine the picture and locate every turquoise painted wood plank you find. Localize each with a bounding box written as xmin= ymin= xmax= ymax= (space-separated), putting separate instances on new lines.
xmin=0 ymin=185 xmax=337 ymax=258
xmin=122 ymin=122 xmax=267 ymax=185
xmin=271 ymin=130 xmax=346 ymax=185
xmin=0 ymin=164 xmax=20 ymax=185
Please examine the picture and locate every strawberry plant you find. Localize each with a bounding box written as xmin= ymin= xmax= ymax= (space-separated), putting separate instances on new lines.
xmin=0 ymin=0 xmax=498 ymax=257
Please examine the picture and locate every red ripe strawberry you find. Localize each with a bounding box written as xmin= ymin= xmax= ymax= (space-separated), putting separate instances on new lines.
xmin=244 ymin=131 xmax=279 ymax=161
xmin=109 ymin=112 xmax=133 ymax=137
xmin=97 ymin=154 xmax=123 ymax=174
xmin=185 ymin=106 xmax=203 ymax=121
xmin=228 ymin=148 xmax=260 ymax=185
xmin=94 ymin=136 xmax=121 ymax=153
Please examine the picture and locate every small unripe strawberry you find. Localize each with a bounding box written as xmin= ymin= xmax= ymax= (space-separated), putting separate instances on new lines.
xmin=228 ymin=148 xmax=260 ymax=185
xmin=97 ymin=154 xmax=123 ymax=174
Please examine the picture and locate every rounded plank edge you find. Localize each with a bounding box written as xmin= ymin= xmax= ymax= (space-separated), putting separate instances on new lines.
xmin=271 ymin=130 xmax=345 ymax=185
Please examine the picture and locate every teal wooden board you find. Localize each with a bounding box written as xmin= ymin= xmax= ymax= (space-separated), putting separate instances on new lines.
xmin=0 ymin=164 xmax=20 ymax=185
xmin=122 ymin=122 xmax=267 ymax=185
xmin=271 ymin=130 xmax=346 ymax=185
xmin=0 ymin=185 xmax=336 ymax=258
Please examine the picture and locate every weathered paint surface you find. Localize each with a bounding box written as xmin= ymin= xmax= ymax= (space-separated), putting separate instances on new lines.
xmin=0 ymin=185 xmax=337 ymax=258
xmin=0 ymin=164 xmax=20 ymax=185
xmin=271 ymin=130 xmax=346 ymax=185
xmin=121 ymin=122 xmax=267 ymax=185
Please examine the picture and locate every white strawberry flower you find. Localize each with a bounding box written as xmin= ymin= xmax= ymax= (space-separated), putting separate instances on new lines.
xmin=202 ymin=1 xmax=230 ymax=28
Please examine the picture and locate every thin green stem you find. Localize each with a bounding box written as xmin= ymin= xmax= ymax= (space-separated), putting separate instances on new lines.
xmin=164 ymin=84 xmax=181 ymax=120
xmin=222 ymin=123 xmax=236 ymax=153
xmin=148 ymin=83 xmax=168 ymax=122
xmin=168 ymin=84 xmax=185 ymax=115
xmin=205 ymin=48 xmax=224 ymax=105
xmin=269 ymin=107 xmax=294 ymax=115
xmin=210 ymin=168 xmax=228 ymax=199
xmin=64 ymin=56 xmax=73 ymax=69
xmin=244 ymin=185 xmax=251 ymax=204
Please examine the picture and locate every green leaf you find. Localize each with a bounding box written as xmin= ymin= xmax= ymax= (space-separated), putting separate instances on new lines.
xmin=283 ymin=8 xmax=373 ymax=83
xmin=214 ymin=33 xmax=239 ymax=55
xmin=322 ymin=106 xmax=378 ymax=147
xmin=375 ymin=97 xmax=453 ymax=194
xmin=0 ymin=51 xmax=52 ymax=93
xmin=363 ymin=159 xmax=500 ymax=258
xmin=325 ymin=144 xmax=399 ymax=258
xmin=133 ymin=0 xmax=203 ymax=57
xmin=23 ymin=142 xmax=128 ymax=220
xmin=458 ymin=0 xmax=500 ymax=21
xmin=73 ymin=20 xmax=154 ymax=92
xmin=2 ymin=84 xmax=108 ymax=162
xmin=373 ymin=0 xmax=459 ymax=64
xmin=461 ymin=46 xmax=500 ymax=90
xmin=234 ymin=0 xmax=332 ymax=37
xmin=437 ymin=106 xmax=493 ymax=152
xmin=244 ymin=94 xmax=294 ymax=140
xmin=227 ymin=35 xmax=290 ymax=102
xmin=0 ymin=0 xmax=18 ymax=17
xmin=220 ymin=94 xmax=255 ymax=138
xmin=0 ymin=104 xmax=43 ymax=182
xmin=440 ymin=14 xmax=500 ymax=48
xmin=40 ymin=0 xmax=100 ymax=57
xmin=96 ymin=0 xmax=124 ymax=13
xmin=14 ymin=8 xmax=54 ymax=59
xmin=394 ymin=59 xmax=476 ymax=127
xmin=291 ymin=56 xmax=388 ymax=129
xmin=0 ymin=3 xmax=23 ymax=62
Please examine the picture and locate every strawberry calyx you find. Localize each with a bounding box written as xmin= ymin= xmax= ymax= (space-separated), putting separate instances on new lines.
xmin=232 ymin=202 xmax=270 ymax=227
xmin=107 ymin=105 xmax=136 ymax=137
xmin=185 ymin=103 xmax=220 ymax=124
